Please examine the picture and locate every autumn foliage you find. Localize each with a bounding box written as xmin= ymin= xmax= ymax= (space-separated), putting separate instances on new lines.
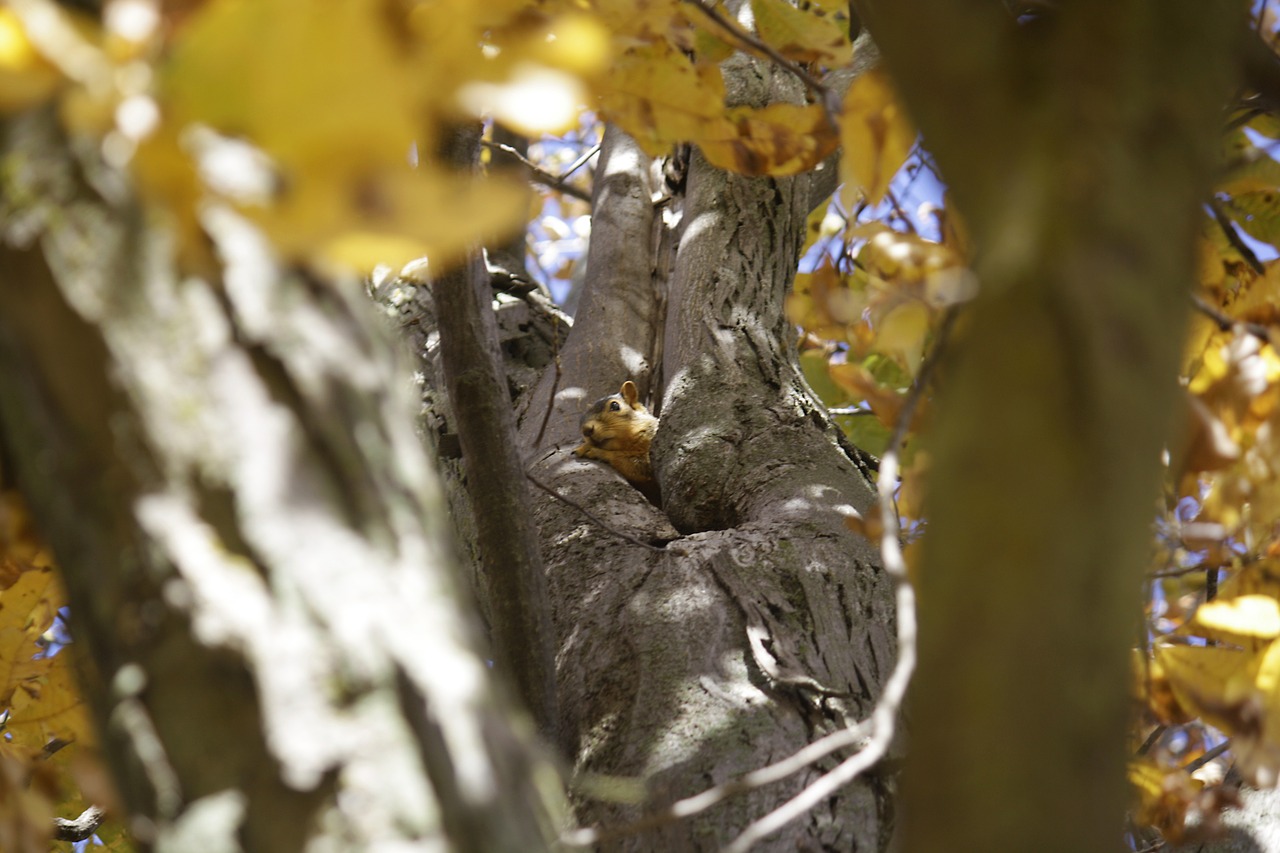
xmin=0 ymin=0 xmax=1277 ymax=848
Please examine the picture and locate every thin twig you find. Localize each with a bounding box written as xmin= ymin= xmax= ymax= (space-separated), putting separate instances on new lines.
xmin=723 ymin=308 xmax=958 ymax=853
xmin=1136 ymin=725 xmax=1166 ymax=757
xmin=1190 ymin=293 xmax=1272 ymax=343
xmin=533 ymin=325 xmax=564 ymax=449
xmin=884 ymin=187 xmax=917 ymax=236
xmin=682 ymin=0 xmax=841 ymax=122
xmin=480 ymin=139 xmax=593 ymax=202
xmin=1208 ymin=202 xmax=1265 ymax=276
xmin=560 ymin=142 xmax=603 ymax=183
xmin=559 ymin=720 xmax=872 ymax=847
xmin=1149 ymin=563 xmax=1218 ymax=580
xmin=1183 ymin=740 xmax=1231 ymax=776
xmin=1226 ymin=104 xmax=1265 ymax=133
xmin=526 ymin=473 xmax=669 ymax=553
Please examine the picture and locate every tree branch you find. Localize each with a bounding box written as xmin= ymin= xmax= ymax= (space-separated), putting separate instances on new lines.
xmin=559 ymin=719 xmax=873 ymax=847
xmin=1191 ymin=293 xmax=1273 ymax=343
xmin=683 ymin=0 xmax=842 ymax=121
xmin=1209 ymin=202 xmax=1265 ymax=276
xmin=430 ymin=125 xmax=560 ymax=739
xmin=53 ymin=805 xmax=106 ymax=842
xmin=723 ymin=308 xmax=954 ymax=852
xmin=480 ymin=138 xmax=594 ymax=202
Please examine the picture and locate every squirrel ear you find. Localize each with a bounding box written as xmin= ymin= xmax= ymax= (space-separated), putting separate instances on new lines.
xmin=621 ymin=380 xmax=639 ymax=406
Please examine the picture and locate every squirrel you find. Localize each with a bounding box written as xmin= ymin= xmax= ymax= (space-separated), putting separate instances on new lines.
xmin=573 ymin=380 xmax=660 ymax=503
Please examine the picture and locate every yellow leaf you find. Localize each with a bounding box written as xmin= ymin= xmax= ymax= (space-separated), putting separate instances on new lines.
xmin=1156 ymin=642 xmax=1260 ymax=735
xmin=1195 ymin=595 xmax=1280 ymax=640
xmin=701 ymin=102 xmax=837 ymax=176
xmin=599 ymin=40 xmax=726 ymax=157
xmin=1128 ymin=757 xmax=1201 ymax=841
xmin=749 ymin=0 xmax=851 ymax=65
xmin=587 ymin=0 xmax=686 ymax=40
xmin=0 ymin=545 xmax=90 ymax=752
xmin=0 ymin=566 xmax=61 ymax=696
xmin=0 ymin=7 xmax=62 ymax=113
xmin=6 ymin=649 xmax=91 ymax=750
xmin=526 ymin=13 xmax=612 ymax=76
xmin=692 ymin=24 xmax=735 ymax=64
xmin=876 ymin=299 xmax=930 ymax=376
xmin=828 ymin=362 xmax=903 ymax=426
xmin=163 ymin=0 xmax=422 ymax=167
xmin=839 ymin=68 xmax=915 ymax=205
xmin=1177 ymin=391 xmax=1240 ymax=475
xmin=261 ymin=165 xmax=526 ymax=274
xmin=601 ymin=40 xmax=836 ymax=175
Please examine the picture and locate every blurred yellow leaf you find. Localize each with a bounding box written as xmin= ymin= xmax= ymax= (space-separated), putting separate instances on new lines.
xmin=1128 ymin=757 xmax=1202 ymax=842
xmin=587 ymin=0 xmax=685 ymax=40
xmin=1195 ymin=595 xmax=1280 ymax=641
xmin=1136 ymin=649 xmax=1194 ymax=725
xmin=1176 ymin=391 xmax=1240 ymax=476
xmin=1156 ymin=642 xmax=1259 ymax=735
xmin=0 ymin=744 xmax=54 ymax=853
xmin=786 ymin=262 xmax=865 ymax=341
xmin=876 ymin=299 xmax=930 ymax=376
xmin=896 ymin=449 xmax=930 ymax=521
xmin=0 ymin=566 xmax=60 ymax=687
xmin=6 ymin=650 xmax=90 ymax=750
xmin=0 ymin=7 xmax=62 ymax=113
xmin=527 ymin=12 xmax=612 ymax=76
xmin=749 ymin=0 xmax=850 ymax=65
xmin=599 ymin=40 xmax=725 ymax=154
xmin=601 ymin=39 xmax=837 ymax=176
xmin=163 ymin=0 xmax=422 ymax=166
xmin=261 ymin=165 xmax=527 ymax=274
xmin=703 ymin=102 xmax=837 ymax=176
xmin=1225 ymin=190 xmax=1280 ymax=245
xmin=1221 ymin=130 xmax=1280 ymax=197
xmin=839 ymin=68 xmax=914 ymax=205
xmin=0 ymin=563 xmax=90 ymax=753
xmin=829 ymin=362 xmax=903 ymax=426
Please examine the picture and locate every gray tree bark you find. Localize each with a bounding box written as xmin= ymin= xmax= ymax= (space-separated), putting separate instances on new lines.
xmin=0 ymin=109 xmax=559 ymax=852
xmin=390 ymin=52 xmax=897 ymax=853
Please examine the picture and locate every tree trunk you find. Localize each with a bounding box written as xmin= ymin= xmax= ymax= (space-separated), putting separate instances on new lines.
xmin=0 ymin=109 xmax=559 ymax=852
xmin=377 ymin=42 xmax=895 ymax=853
xmin=512 ymin=59 xmax=896 ymax=851
xmin=859 ymin=2 xmax=1241 ymax=849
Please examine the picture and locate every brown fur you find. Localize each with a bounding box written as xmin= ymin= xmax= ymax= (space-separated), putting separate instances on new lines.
xmin=573 ymin=380 xmax=659 ymax=501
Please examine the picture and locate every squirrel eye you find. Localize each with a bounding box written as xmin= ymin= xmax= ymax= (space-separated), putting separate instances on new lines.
xmin=609 ymin=401 xmax=621 ymax=411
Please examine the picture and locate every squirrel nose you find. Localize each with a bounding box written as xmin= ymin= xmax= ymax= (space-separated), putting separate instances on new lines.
xmin=582 ymin=424 xmax=594 ymax=438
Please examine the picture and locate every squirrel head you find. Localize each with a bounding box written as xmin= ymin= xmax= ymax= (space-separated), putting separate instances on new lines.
xmin=580 ymin=380 xmax=656 ymax=448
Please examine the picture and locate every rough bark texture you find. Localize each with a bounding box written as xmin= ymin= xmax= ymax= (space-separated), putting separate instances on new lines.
xmin=858 ymin=2 xmax=1240 ymax=850
xmin=0 ymin=110 xmax=559 ymax=852
xmin=432 ymin=125 xmax=558 ymax=741
xmin=378 ymin=46 xmax=894 ymax=853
